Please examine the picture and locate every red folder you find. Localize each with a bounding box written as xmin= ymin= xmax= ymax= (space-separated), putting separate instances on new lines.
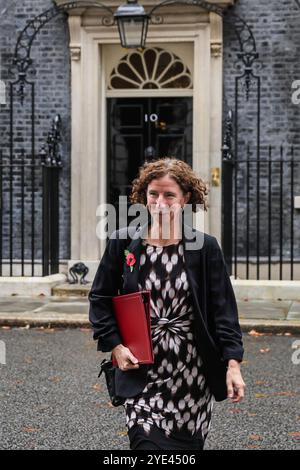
xmin=111 ymin=290 xmax=154 ymax=367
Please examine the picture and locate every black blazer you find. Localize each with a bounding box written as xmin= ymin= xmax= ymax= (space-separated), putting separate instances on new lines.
xmin=89 ymin=221 xmax=244 ymax=402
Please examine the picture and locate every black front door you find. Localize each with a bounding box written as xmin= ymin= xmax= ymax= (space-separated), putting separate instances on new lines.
xmin=107 ymin=97 xmax=193 ymax=210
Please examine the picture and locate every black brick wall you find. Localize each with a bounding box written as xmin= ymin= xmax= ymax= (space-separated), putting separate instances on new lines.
xmin=0 ymin=0 xmax=299 ymax=272
xmin=0 ymin=0 xmax=70 ymax=263
xmin=223 ymin=0 xmax=300 ymax=262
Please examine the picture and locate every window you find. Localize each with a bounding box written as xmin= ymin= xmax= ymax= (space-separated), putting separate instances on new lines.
xmin=108 ymin=47 xmax=192 ymax=90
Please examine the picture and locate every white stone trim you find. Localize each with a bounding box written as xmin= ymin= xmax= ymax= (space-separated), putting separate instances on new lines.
xmin=208 ymin=12 xmax=223 ymax=243
xmin=106 ymin=89 xmax=193 ymax=97
xmin=68 ymin=14 xmax=224 ymax=260
xmin=70 ymin=16 xmax=83 ymax=260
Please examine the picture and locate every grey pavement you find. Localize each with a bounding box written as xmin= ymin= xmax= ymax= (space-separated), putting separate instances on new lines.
xmin=0 ymin=293 xmax=300 ymax=333
xmin=0 ymin=328 xmax=299 ymax=450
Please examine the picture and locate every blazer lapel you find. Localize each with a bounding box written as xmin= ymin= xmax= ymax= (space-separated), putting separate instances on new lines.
xmin=121 ymin=222 xmax=149 ymax=293
xmin=182 ymin=222 xmax=201 ymax=289
xmin=182 ymin=223 xmax=215 ymax=343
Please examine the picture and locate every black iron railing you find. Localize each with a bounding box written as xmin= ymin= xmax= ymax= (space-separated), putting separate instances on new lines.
xmin=0 ymin=116 xmax=62 ymax=277
xmin=223 ymin=145 xmax=300 ymax=280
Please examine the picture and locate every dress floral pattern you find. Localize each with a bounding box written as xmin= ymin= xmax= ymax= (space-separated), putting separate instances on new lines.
xmin=124 ymin=240 xmax=213 ymax=443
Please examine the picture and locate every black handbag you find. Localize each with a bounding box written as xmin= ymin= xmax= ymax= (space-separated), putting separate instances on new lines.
xmin=98 ymin=358 xmax=125 ymax=407
xmin=96 ymin=232 xmax=135 ymax=408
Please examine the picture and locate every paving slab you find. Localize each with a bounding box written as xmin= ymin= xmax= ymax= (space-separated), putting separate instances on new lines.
xmin=0 ymin=311 xmax=88 ymax=327
xmin=286 ymin=301 xmax=300 ymax=320
xmin=237 ymin=300 xmax=291 ymax=320
xmin=33 ymin=301 xmax=89 ymax=315
xmin=0 ymin=298 xmax=48 ymax=313
xmin=0 ymin=296 xmax=299 ymax=332
xmin=47 ymin=296 xmax=90 ymax=303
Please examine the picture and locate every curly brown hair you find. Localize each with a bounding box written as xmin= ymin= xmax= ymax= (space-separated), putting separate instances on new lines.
xmin=130 ymin=157 xmax=209 ymax=212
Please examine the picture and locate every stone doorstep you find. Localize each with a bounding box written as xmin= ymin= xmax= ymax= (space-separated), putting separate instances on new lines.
xmin=232 ymin=279 xmax=300 ymax=301
xmin=0 ymin=274 xmax=67 ymax=297
xmin=52 ymin=283 xmax=91 ymax=297
xmin=237 ymin=300 xmax=293 ymax=320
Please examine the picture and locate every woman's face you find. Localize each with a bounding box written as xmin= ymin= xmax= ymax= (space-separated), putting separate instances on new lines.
xmin=146 ymin=174 xmax=190 ymax=222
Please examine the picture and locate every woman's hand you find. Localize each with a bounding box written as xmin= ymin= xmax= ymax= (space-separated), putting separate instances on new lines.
xmin=112 ymin=344 xmax=140 ymax=371
xmin=226 ymin=359 xmax=246 ymax=403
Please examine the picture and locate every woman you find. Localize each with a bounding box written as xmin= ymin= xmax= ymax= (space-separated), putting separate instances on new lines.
xmin=89 ymin=157 xmax=245 ymax=450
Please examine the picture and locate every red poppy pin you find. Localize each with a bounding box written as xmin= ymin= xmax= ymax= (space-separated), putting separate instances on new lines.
xmin=124 ymin=249 xmax=136 ymax=272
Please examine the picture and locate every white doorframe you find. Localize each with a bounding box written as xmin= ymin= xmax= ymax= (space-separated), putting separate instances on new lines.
xmin=68 ymin=17 xmax=223 ymax=273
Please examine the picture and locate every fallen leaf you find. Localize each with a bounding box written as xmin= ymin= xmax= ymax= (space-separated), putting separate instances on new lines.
xmin=13 ymin=380 xmax=24 ymax=386
xmin=24 ymin=356 xmax=32 ymax=364
xmin=92 ymin=383 xmax=103 ymax=392
xmin=259 ymin=348 xmax=270 ymax=353
xmin=272 ymin=391 xmax=296 ymax=397
xmin=95 ymin=402 xmax=113 ymax=409
xmin=22 ymin=427 xmax=39 ymax=433
xmin=48 ymin=376 xmax=61 ymax=383
xmin=249 ymin=435 xmax=263 ymax=441
xmin=255 ymin=381 xmax=270 ymax=385
xmin=248 ymin=330 xmax=264 ymax=337
xmin=228 ymin=408 xmax=243 ymax=414
xmin=255 ymin=393 xmax=267 ymax=398
xmin=117 ymin=431 xmax=128 ymax=437
xmin=247 ymin=413 xmax=257 ymax=417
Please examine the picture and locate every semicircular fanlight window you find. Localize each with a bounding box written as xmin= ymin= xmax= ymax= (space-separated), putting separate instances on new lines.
xmin=109 ymin=47 xmax=192 ymax=90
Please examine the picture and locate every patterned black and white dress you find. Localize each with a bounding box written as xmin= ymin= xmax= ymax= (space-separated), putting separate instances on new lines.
xmin=125 ymin=240 xmax=213 ymax=449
